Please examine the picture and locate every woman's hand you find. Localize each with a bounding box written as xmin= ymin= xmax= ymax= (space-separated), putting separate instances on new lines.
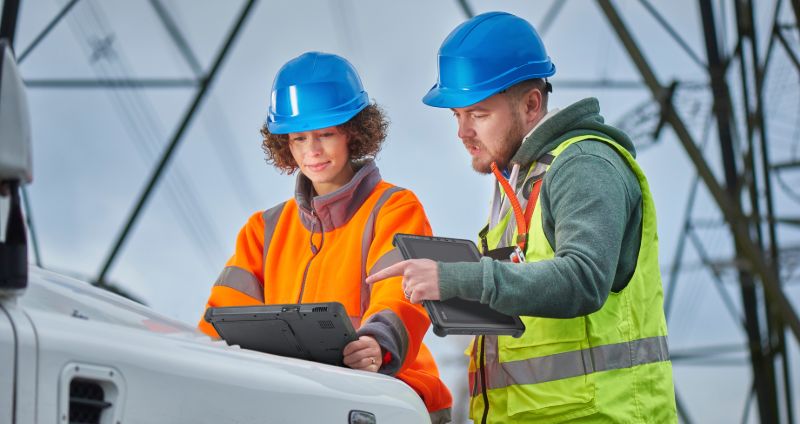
xmin=343 ymin=335 xmax=382 ymax=372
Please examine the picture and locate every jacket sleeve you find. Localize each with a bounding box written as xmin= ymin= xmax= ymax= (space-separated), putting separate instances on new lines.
xmin=197 ymin=212 xmax=266 ymax=337
xmin=357 ymin=188 xmax=433 ymax=375
xmin=438 ymin=146 xmax=635 ymax=318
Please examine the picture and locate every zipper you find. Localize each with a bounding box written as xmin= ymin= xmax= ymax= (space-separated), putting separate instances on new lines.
xmin=480 ymin=335 xmax=489 ymax=424
xmin=298 ymin=208 xmax=324 ymax=303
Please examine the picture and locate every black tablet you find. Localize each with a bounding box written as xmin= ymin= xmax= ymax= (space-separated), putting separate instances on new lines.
xmin=204 ymin=302 xmax=357 ymax=366
xmin=393 ymin=234 xmax=525 ymax=338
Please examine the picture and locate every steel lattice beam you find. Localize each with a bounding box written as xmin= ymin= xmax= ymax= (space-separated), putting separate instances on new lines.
xmin=24 ymin=78 xmax=198 ymax=88
xmin=17 ymin=0 xmax=81 ymax=63
xmin=700 ymin=0 xmax=780 ymax=421
xmin=596 ymin=0 xmax=800 ymax=343
xmin=96 ymin=0 xmax=259 ymax=283
xmin=598 ymin=1 xmax=797 ymax=422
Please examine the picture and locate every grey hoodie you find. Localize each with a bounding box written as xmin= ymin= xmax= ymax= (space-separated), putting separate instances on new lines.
xmin=438 ymin=98 xmax=644 ymax=318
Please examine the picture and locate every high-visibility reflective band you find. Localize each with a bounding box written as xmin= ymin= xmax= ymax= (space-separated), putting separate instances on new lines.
xmin=261 ymin=202 xmax=286 ymax=277
xmin=357 ymin=309 xmax=411 ymax=375
xmin=360 ymin=186 xmax=405 ymax=316
xmin=470 ymin=335 xmax=670 ymax=393
xmin=429 ymin=407 xmax=452 ymax=424
xmin=368 ymin=247 xmax=403 ymax=277
xmin=213 ymin=266 xmax=263 ymax=302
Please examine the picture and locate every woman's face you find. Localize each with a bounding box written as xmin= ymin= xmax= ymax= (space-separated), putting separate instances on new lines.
xmin=288 ymin=125 xmax=354 ymax=196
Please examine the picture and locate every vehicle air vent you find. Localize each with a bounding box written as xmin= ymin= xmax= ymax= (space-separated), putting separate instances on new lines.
xmin=69 ymin=379 xmax=111 ymax=424
xmin=318 ymin=320 xmax=335 ymax=329
xmin=349 ymin=410 xmax=376 ymax=424
xmin=59 ymin=363 xmax=125 ymax=424
xmin=312 ymin=306 xmax=328 ymax=313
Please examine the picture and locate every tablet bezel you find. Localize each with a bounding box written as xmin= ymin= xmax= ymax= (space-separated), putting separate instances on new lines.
xmin=204 ymin=302 xmax=357 ymax=365
xmin=392 ymin=234 xmax=525 ymax=337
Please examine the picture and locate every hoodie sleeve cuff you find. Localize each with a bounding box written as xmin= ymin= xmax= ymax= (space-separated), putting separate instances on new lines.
xmin=438 ymin=260 xmax=485 ymax=301
xmin=356 ymin=309 xmax=409 ymax=376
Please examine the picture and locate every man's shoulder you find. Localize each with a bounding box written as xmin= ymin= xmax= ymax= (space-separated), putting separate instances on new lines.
xmin=559 ymin=137 xmax=629 ymax=162
xmin=542 ymin=138 xmax=642 ymax=203
xmin=549 ymin=139 xmax=637 ymax=181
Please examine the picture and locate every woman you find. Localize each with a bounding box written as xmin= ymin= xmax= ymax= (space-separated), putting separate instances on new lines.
xmin=198 ymin=52 xmax=452 ymax=423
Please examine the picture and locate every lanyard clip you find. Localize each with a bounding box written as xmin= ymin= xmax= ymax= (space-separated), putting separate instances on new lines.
xmin=510 ymin=246 xmax=526 ymax=263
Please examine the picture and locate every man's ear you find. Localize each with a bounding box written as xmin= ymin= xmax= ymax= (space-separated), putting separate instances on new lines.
xmin=521 ymin=88 xmax=543 ymax=125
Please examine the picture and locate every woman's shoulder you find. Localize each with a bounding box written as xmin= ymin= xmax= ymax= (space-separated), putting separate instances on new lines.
xmin=246 ymin=198 xmax=297 ymax=226
xmin=374 ymin=180 xmax=426 ymax=209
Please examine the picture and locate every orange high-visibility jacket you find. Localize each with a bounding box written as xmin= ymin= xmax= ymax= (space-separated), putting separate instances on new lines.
xmin=199 ymin=161 xmax=452 ymax=420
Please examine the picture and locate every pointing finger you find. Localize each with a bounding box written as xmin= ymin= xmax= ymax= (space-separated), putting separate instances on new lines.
xmin=365 ymin=260 xmax=409 ymax=285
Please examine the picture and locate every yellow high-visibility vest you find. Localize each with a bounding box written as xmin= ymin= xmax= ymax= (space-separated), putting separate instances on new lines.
xmin=469 ymin=135 xmax=677 ymax=423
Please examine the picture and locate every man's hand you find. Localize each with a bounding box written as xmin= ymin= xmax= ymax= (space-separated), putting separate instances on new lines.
xmin=365 ymin=259 xmax=441 ymax=304
xmin=343 ymin=336 xmax=382 ymax=372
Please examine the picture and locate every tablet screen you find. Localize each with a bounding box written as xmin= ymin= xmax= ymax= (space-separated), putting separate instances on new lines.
xmin=402 ymin=237 xmax=481 ymax=263
xmin=394 ymin=235 xmax=523 ymax=334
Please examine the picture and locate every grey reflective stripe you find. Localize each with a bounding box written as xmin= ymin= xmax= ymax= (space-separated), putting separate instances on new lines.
xmin=368 ymin=247 xmax=403 ymax=276
xmin=472 ymin=335 xmax=670 ymax=392
xmin=429 ymin=407 xmax=452 ymax=424
xmin=261 ymin=202 xmax=286 ymax=278
xmin=360 ymin=186 xmax=405 ymax=317
xmin=214 ymin=266 xmax=263 ymax=301
xmin=470 ymin=338 xmax=481 ymax=396
xmin=358 ymin=309 xmax=410 ymax=375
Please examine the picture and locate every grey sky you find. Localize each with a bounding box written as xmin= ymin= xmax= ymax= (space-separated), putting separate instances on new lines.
xmin=11 ymin=0 xmax=800 ymax=422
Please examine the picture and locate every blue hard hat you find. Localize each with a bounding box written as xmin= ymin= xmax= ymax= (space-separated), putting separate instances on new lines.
xmin=423 ymin=11 xmax=556 ymax=108
xmin=267 ymin=52 xmax=369 ymax=134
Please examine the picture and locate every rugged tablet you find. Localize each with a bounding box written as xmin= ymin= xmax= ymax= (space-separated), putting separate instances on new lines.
xmin=393 ymin=234 xmax=524 ymax=337
xmin=205 ymin=302 xmax=357 ymax=365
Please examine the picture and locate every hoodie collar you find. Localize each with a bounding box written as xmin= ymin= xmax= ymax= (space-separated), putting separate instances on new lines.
xmin=512 ymin=97 xmax=609 ymax=168
xmin=294 ymin=160 xmax=381 ymax=232
xmin=520 ymin=107 xmax=561 ymax=143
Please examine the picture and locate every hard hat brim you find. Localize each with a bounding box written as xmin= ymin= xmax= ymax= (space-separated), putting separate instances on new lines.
xmin=421 ymin=85 xmax=501 ymax=109
xmin=422 ymin=61 xmax=556 ymax=109
xmin=267 ymin=107 xmax=363 ymax=134
xmin=267 ymin=93 xmax=369 ymax=135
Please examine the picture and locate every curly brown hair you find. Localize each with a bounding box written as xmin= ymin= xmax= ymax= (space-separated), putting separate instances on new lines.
xmin=261 ymin=103 xmax=389 ymax=174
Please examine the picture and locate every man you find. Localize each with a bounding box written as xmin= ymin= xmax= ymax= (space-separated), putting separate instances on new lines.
xmin=367 ymin=11 xmax=677 ymax=423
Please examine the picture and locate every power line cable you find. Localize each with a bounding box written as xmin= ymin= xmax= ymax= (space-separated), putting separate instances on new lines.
xmin=79 ymin=1 xmax=223 ymax=263
xmin=81 ymin=0 xmax=225 ymax=262
xmin=95 ymin=0 xmax=259 ymax=283
xmin=59 ymin=0 xmax=224 ymax=274
xmin=159 ymin=0 xmax=261 ymax=213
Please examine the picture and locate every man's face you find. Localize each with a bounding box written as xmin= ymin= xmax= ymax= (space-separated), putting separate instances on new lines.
xmin=450 ymin=93 xmax=526 ymax=174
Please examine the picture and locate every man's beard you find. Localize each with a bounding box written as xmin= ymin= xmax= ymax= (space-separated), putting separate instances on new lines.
xmin=469 ymin=114 xmax=526 ymax=174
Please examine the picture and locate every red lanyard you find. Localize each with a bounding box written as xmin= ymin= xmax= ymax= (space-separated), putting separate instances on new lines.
xmin=490 ymin=162 xmax=543 ymax=252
